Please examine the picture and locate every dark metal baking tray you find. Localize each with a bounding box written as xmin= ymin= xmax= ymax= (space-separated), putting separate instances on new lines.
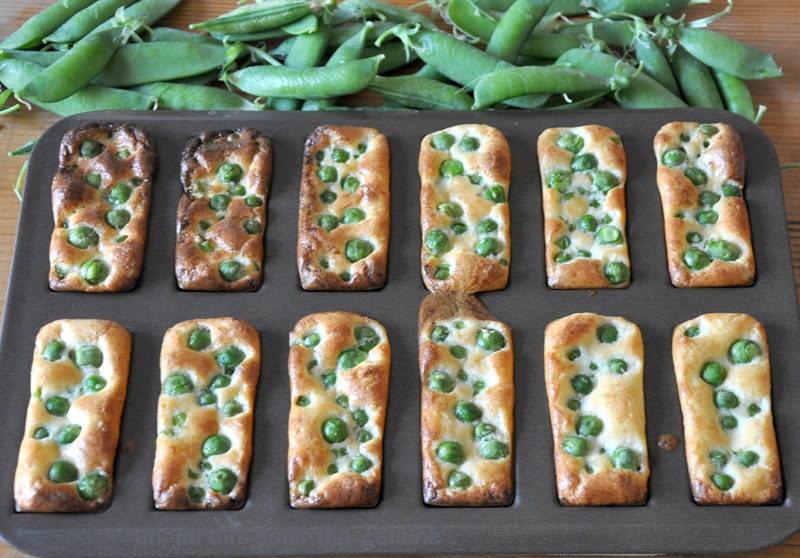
xmin=1 ymin=108 xmax=799 ymax=557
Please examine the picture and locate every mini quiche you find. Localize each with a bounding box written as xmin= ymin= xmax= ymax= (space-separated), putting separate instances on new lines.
xmin=14 ymin=319 xmax=131 ymax=512
xmin=654 ymin=122 xmax=755 ymax=287
xmin=538 ymin=125 xmax=630 ymax=289
xmin=175 ymin=128 xmax=272 ymax=291
xmin=544 ymin=313 xmax=649 ymax=506
xmin=419 ymin=124 xmax=511 ymax=294
xmin=287 ymin=311 xmax=390 ymax=508
xmin=48 ymin=122 xmax=157 ymax=292
xmin=672 ymin=313 xmax=782 ymax=505
xmin=419 ymin=293 xmax=514 ymax=506
xmin=297 ymin=125 xmax=391 ymax=291
xmin=152 ymin=317 xmax=260 ymax=510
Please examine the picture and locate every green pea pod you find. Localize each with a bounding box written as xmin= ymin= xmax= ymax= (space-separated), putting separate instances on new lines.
xmin=132 ymin=82 xmax=255 ymax=111
xmin=369 ymin=74 xmax=473 ymax=110
xmin=669 ymin=45 xmax=724 ymax=109
xmin=555 ymin=47 xmax=687 ymax=108
xmin=145 ymin=27 xmax=224 ymax=45
xmin=586 ymin=0 xmax=709 ymax=17
xmin=363 ymin=39 xmax=418 ymax=74
xmin=634 ymin=35 xmax=680 ymax=96
xmin=44 ymin=0 xmax=139 ymax=44
xmin=93 ymin=0 xmax=184 ymax=34
xmin=472 ymin=0 xmax=585 ymax=14
xmin=225 ymin=54 xmax=384 ymax=99
xmin=711 ymin=68 xmax=756 ymax=121
xmin=0 ymin=58 xmax=156 ymax=116
xmin=190 ymin=0 xmax=318 ymax=34
xmin=269 ymin=17 xmax=330 ymax=110
xmin=556 ymin=19 xmax=637 ymax=49
xmin=676 ymin=26 xmax=782 ymax=80
xmin=486 ymin=0 xmax=553 ymax=62
xmin=338 ymin=0 xmax=439 ymax=31
xmin=472 ymin=65 xmax=608 ymax=109
xmin=17 ymin=26 xmax=123 ymax=103
xmin=0 ymin=49 xmax=65 ymax=67
xmin=0 ymin=0 xmax=97 ymax=49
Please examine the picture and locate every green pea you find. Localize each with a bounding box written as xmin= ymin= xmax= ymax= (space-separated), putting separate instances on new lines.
xmin=303 ymin=332 xmax=321 ymax=348
xmin=216 ymin=162 xmax=242 ymax=182
xmin=448 ymin=470 xmax=472 ymax=489
xmin=216 ymin=346 xmax=245 ymax=374
xmin=317 ymin=165 xmax=338 ymax=183
xmin=571 ymin=153 xmax=597 ymax=172
xmin=71 ymin=345 xmax=101 ymax=368
xmin=557 ymin=132 xmax=584 ymax=154
xmin=342 ymin=175 xmax=361 ymax=192
xmin=320 ymin=370 xmax=336 ymax=390
xmin=577 ymin=215 xmax=598 ymax=233
xmin=608 ymin=358 xmax=628 ymax=374
xmin=700 ymin=362 xmax=727 ymax=386
xmin=698 ymin=191 xmax=721 ymax=207
xmin=209 ymin=375 xmax=231 ymax=390
xmin=469 ymin=173 xmax=484 ymax=185
xmin=684 ymin=326 xmax=701 ymax=338
xmin=425 ymin=230 xmax=450 ymax=255
xmin=662 ymin=148 xmax=686 ymax=167
xmin=700 ymin=124 xmax=719 ymax=137
xmin=710 ymin=449 xmax=729 ymax=468
xmin=684 ymin=167 xmax=708 ymax=186
xmin=437 ymin=201 xmax=463 ymax=219
xmin=350 ymin=454 xmax=373 ymax=473
xmin=56 ymin=424 xmax=82 ymax=445
xmin=683 ymin=247 xmax=711 ymax=270
xmin=43 ymin=340 xmax=66 ymax=362
xmin=342 ymin=207 xmax=366 ymax=224
xmin=729 ymin=339 xmax=760 ymax=364
xmin=722 ymin=182 xmax=741 ymax=197
xmin=737 ymin=450 xmax=759 ymax=467
xmin=604 ymin=261 xmax=629 ymax=285
xmin=327 ymin=463 xmax=339 ymax=475
xmin=322 ymin=418 xmax=348 ymax=443
xmin=45 ymin=395 xmax=70 ymax=417
xmin=708 ymin=239 xmax=740 ymax=262
xmin=440 ymin=159 xmax=464 ymax=177
xmin=352 ymin=408 xmax=369 ymax=428
xmin=482 ymin=184 xmax=506 ymax=203
xmin=611 ymin=448 xmax=639 ymax=470
xmin=339 ymin=272 xmax=351 ymax=281
xmin=297 ymin=479 xmax=315 ymax=496
xmin=721 ymin=415 xmax=738 ymax=430
xmin=596 ymin=324 xmax=618 ymax=344
xmin=570 ymin=374 xmax=594 ymax=395
xmin=686 ymin=231 xmax=703 ymax=244
xmin=208 ymin=468 xmax=237 ymax=494
xmin=188 ymin=486 xmax=205 ymax=503
xmin=188 ymin=328 xmax=211 ymax=351
xmin=202 ymin=434 xmax=232 ymax=457
xmin=222 ymin=400 xmax=244 ymax=417
xmin=80 ymin=140 xmax=104 ymax=158
xmin=712 ymin=473 xmax=735 ymax=491
xmin=477 ymin=218 xmax=498 ymax=234
xmin=86 ymin=173 xmax=102 ymax=188
xmin=80 ymin=258 xmax=109 ymax=285
xmin=436 ymin=441 xmax=465 ymax=464
xmin=243 ymin=219 xmax=261 ymax=234
xmin=433 ymin=264 xmax=450 ymax=280
xmin=567 ymin=399 xmax=581 ymax=411
xmin=479 ymin=440 xmax=509 ymax=460
xmin=209 ymin=194 xmax=231 ymax=212
xmin=562 ymin=435 xmax=589 ymax=457
xmin=164 ymin=373 xmax=194 ymax=396
xmin=331 ymin=148 xmax=350 ymax=163
xmin=336 ymin=395 xmax=349 ymax=408
xmin=555 ymin=236 xmax=571 ymax=250
xmin=596 ymin=225 xmax=622 ymax=245
xmin=696 ymin=209 xmax=719 ymax=225
xmin=431 ymin=325 xmax=449 ymax=342
xmin=81 ymin=375 xmax=106 ymax=394
xmin=547 ymin=169 xmax=572 ymax=193
xmin=197 ymin=389 xmax=217 ymax=406
xmin=318 ymin=214 xmax=339 ymax=232
xmin=48 ymin=460 xmax=79 ymax=483
xmin=474 ymin=237 xmax=502 ymax=258
xmin=345 ymin=239 xmax=374 ymax=263
xmin=593 ymin=171 xmax=619 ymax=194
xmin=567 ymin=349 xmax=581 ymax=361
xmin=715 ymin=390 xmax=739 ymax=409
xmin=229 ymin=184 xmax=246 ymax=197
xmin=431 ymin=133 xmax=456 ymax=150
xmin=68 ymin=226 xmax=99 ymax=249
xmin=173 ymin=412 xmax=187 ymax=427
xmin=451 ymin=222 xmax=467 ymax=235
xmin=449 ymin=345 xmax=467 ymax=359
xmin=296 ymin=395 xmax=311 ymax=407
xmin=429 ymin=370 xmax=456 ymax=393
xmin=357 ymin=429 xmax=373 ymax=443
xmin=577 ymin=415 xmax=604 ymax=437
xmin=33 ymin=427 xmax=49 ymax=440
xmin=454 ymin=401 xmax=482 ymax=423
xmin=338 ymin=349 xmax=366 ymax=370
xmin=747 ymin=403 xmax=761 ymax=417
xmin=355 ymin=326 xmax=380 ymax=352
xmin=474 ymin=423 xmax=495 ymax=440
xmin=245 ymin=195 xmax=262 ymax=207
xmin=219 ymin=259 xmax=247 ymax=282
xmin=476 ymin=328 xmax=505 ymax=351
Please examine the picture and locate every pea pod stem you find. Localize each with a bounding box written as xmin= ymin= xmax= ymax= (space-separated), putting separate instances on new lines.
xmin=0 ymin=0 xmax=98 ymax=50
xmin=14 ymin=160 xmax=28 ymax=201
xmin=8 ymin=139 xmax=38 ymax=157
xmin=0 ymin=88 xmax=20 ymax=116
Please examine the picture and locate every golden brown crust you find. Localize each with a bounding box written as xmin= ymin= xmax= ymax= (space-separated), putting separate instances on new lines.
xmin=419 ymin=293 xmax=514 ymax=506
xmin=48 ymin=122 xmax=157 ymax=292
xmin=14 ymin=319 xmax=131 ymax=512
xmin=544 ymin=313 xmax=649 ymax=506
xmin=672 ymin=313 xmax=782 ymax=505
xmin=175 ymin=128 xmax=272 ymax=291
xmin=538 ymin=125 xmax=629 ymax=289
xmin=287 ymin=311 xmax=390 ymax=508
xmin=654 ymin=122 xmax=754 ymax=287
xmin=419 ymin=124 xmax=511 ymax=294
xmin=152 ymin=317 xmax=260 ymax=510
xmin=297 ymin=125 xmax=390 ymax=291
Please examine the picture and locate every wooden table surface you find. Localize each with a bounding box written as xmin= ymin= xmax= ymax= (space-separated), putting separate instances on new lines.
xmin=1 ymin=0 xmax=799 ymax=556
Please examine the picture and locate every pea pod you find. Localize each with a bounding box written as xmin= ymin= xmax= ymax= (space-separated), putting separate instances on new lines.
xmin=17 ymin=27 xmax=124 ymax=103
xmin=472 ymin=65 xmax=609 ymax=109
xmin=146 ymin=27 xmax=223 ymax=45
xmin=471 ymin=0 xmax=585 ymax=14
xmin=369 ymin=74 xmax=473 ymax=110
xmin=339 ymin=0 xmax=439 ymax=31
xmin=711 ymin=68 xmax=757 ymax=122
xmin=634 ymin=35 xmax=680 ymax=96
xmin=92 ymin=0 xmax=184 ymax=35
xmin=132 ymin=82 xmax=255 ymax=111
xmin=585 ymin=0 xmax=709 ymax=17
xmin=268 ymin=16 xmax=330 ymax=110
xmin=190 ymin=0 xmax=321 ymax=34
xmin=0 ymin=49 xmax=65 ymax=67
xmin=225 ymin=54 xmax=383 ymax=99
xmin=0 ymin=0 xmax=98 ymax=49
xmin=675 ymin=26 xmax=782 ymax=80
xmin=208 ymin=14 xmax=320 ymax=44
xmin=44 ymin=0 xmax=139 ymax=45
xmin=556 ymin=19 xmax=637 ymax=49
xmin=669 ymin=45 xmax=724 ymax=109
xmin=486 ymin=0 xmax=553 ymax=62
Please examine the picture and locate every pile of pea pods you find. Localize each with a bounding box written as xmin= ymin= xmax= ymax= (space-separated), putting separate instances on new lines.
xmin=0 ymin=0 xmax=783 ymax=120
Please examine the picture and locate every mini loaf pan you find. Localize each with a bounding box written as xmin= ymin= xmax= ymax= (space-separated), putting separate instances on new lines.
xmin=1 ymin=108 xmax=799 ymax=557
